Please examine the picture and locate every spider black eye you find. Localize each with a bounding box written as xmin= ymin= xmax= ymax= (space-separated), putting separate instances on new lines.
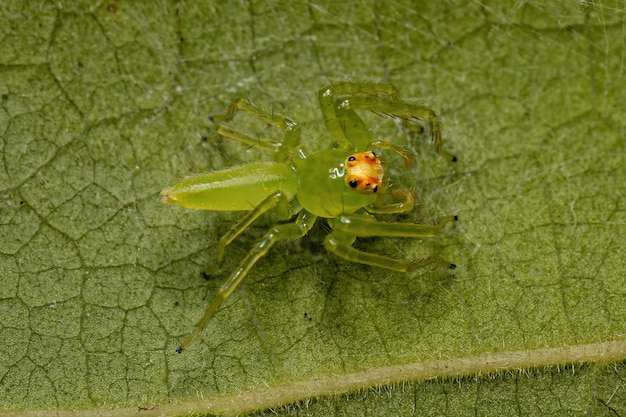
xmin=349 ymin=180 xmax=358 ymax=188
xmin=372 ymin=185 xmax=378 ymax=192
xmin=370 ymin=151 xmax=376 ymax=156
xmin=348 ymin=156 xmax=356 ymax=161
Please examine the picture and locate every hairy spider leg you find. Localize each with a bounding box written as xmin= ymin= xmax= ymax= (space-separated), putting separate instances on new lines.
xmin=210 ymin=98 xmax=302 ymax=161
xmin=177 ymin=210 xmax=318 ymax=353
xmin=319 ymin=90 xmax=371 ymax=151
xmin=322 ymin=81 xmax=403 ymax=102
xmin=211 ymin=124 xmax=284 ymax=152
xmin=339 ymin=95 xmax=456 ymax=162
xmin=216 ymin=191 xmax=301 ymax=266
xmin=367 ymin=188 xmax=415 ymax=214
xmin=325 ymin=214 xmax=457 ymax=271
xmin=369 ymin=139 xmax=413 ymax=166
xmin=319 ymin=82 xmax=406 ymax=150
xmin=319 ymin=82 xmax=456 ymax=161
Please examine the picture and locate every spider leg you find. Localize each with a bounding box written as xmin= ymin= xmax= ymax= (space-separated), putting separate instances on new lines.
xmin=324 ymin=213 xmax=457 ymax=271
xmin=366 ymin=188 xmax=415 ymax=214
xmin=209 ymin=97 xmax=302 ymax=159
xmin=216 ymin=191 xmax=301 ymax=266
xmin=370 ymin=139 xmax=413 ymax=167
xmin=177 ymin=210 xmax=317 ymax=353
xmin=211 ymin=124 xmax=284 ymax=152
xmin=340 ymin=95 xmax=456 ymax=162
xmin=319 ymin=82 xmax=456 ymax=161
xmin=332 ymin=213 xmax=456 ymax=237
xmin=319 ymin=86 xmax=375 ymax=150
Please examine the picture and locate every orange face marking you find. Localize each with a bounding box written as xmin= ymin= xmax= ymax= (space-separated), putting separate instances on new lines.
xmin=344 ymin=151 xmax=384 ymax=193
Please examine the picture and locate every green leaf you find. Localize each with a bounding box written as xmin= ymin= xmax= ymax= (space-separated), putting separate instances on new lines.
xmin=1 ymin=1 xmax=625 ymax=416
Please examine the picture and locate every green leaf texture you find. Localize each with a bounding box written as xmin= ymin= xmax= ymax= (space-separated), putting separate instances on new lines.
xmin=1 ymin=1 xmax=625 ymax=416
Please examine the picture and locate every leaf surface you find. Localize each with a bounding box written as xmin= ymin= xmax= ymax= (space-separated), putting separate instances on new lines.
xmin=1 ymin=1 xmax=625 ymax=416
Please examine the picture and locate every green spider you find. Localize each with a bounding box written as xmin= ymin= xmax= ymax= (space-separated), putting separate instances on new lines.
xmin=162 ymin=82 xmax=457 ymax=353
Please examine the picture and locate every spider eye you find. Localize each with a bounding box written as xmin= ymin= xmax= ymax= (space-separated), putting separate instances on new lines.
xmin=343 ymin=151 xmax=384 ymax=193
